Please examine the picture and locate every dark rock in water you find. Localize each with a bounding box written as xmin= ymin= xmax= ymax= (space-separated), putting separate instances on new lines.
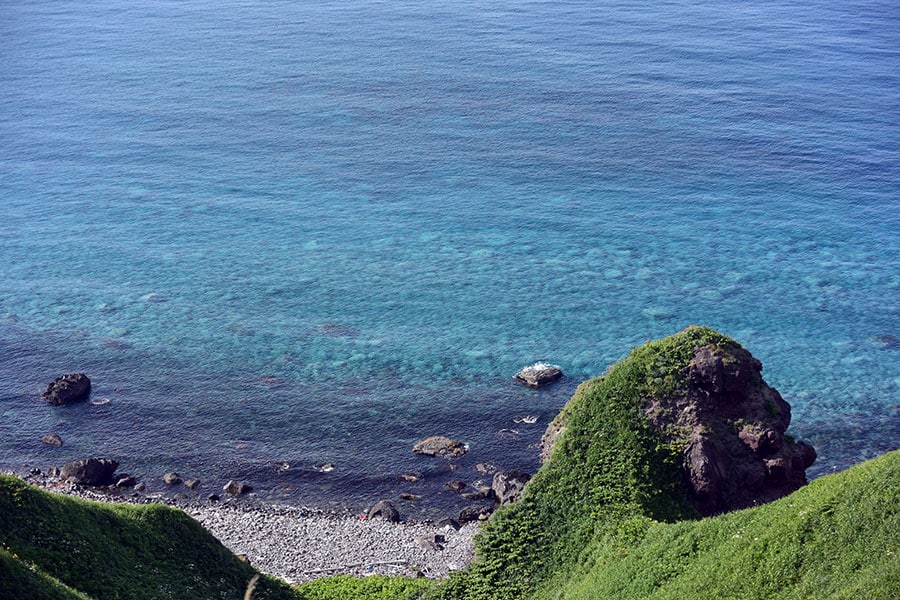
xmin=60 ymin=458 xmax=119 ymax=486
xmin=445 ymin=480 xmax=467 ymax=493
xmin=475 ymin=463 xmax=497 ymax=475
xmin=515 ymin=362 xmax=563 ymax=388
xmin=400 ymin=492 xmax=421 ymax=501
xmin=184 ymin=479 xmax=201 ymax=490
xmin=223 ymin=480 xmax=252 ymax=496
xmin=492 ymin=470 xmax=531 ymax=505
xmin=400 ymin=471 xmax=423 ymax=482
xmin=367 ymin=499 xmax=400 ymax=523
xmin=115 ymin=475 xmax=137 ymax=488
xmin=42 ymin=373 xmax=91 ymax=405
xmin=163 ymin=472 xmax=182 ymax=486
xmin=207 ymin=493 xmax=220 ymax=502
xmin=461 ymin=488 xmax=492 ymax=501
xmin=134 ymin=482 xmax=146 ymax=492
xmin=873 ymin=334 xmax=900 ymax=350
xmin=41 ymin=433 xmax=64 ymax=447
xmin=412 ymin=436 xmax=468 ymax=458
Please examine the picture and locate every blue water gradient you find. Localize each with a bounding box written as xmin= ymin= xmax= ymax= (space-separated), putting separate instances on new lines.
xmin=1 ymin=0 xmax=898 ymax=515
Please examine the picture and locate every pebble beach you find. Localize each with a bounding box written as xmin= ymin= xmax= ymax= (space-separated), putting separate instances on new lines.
xmin=15 ymin=471 xmax=479 ymax=585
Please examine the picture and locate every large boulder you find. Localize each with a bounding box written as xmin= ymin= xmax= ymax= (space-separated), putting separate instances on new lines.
xmin=412 ymin=436 xmax=468 ymax=458
xmin=492 ymin=470 xmax=530 ymax=505
xmin=541 ymin=326 xmax=816 ymax=516
xmin=223 ymin=480 xmax=252 ymax=496
xmin=367 ymin=499 xmax=400 ymax=523
xmin=515 ymin=363 xmax=563 ymax=388
xmin=60 ymin=458 xmax=119 ymax=486
xmin=42 ymin=373 xmax=91 ymax=405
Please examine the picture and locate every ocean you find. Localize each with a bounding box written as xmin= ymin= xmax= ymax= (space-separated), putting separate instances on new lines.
xmin=1 ymin=0 xmax=898 ymax=518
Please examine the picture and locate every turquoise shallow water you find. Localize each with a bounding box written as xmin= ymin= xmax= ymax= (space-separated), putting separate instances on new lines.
xmin=1 ymin=0 xmax=898 ymax=516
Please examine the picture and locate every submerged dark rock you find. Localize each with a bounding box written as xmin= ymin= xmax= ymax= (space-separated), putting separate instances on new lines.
xmin=42 ymin=373 xmax=91 ymax=405
xmin=41 ymin=434 xmax=64 ymax=447
xmin=60 ymin=458 xmax=119 ymax=486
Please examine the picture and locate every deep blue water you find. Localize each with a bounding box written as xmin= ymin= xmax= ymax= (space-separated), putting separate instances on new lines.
xmin=1 ymin=0 xmax=898 ymax=517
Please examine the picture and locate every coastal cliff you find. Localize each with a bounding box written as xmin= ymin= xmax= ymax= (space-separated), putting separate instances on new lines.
xmin=2 ymin=327 xmax=898 ymax=599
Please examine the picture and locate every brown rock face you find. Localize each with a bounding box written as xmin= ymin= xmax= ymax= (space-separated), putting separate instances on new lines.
xmin=644 ymin=345 xmax=816 ymax=516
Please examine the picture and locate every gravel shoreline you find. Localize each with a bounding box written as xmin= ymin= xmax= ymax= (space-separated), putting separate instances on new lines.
xmin=12 ymin=472 xmax=479 ymax=585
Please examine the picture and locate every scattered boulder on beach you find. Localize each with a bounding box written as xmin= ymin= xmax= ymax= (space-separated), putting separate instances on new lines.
xmin=492 ymin=470 xmax=531 ymax=505
xmin=367 ymin=499 xmax=401 ymax=523
xmin=514 ymin=362 xmax=563 ymax=388
xmin=412 ymin=436 xmax=468 ymax=458
xmin=458 ymin=504 xmax=493 ymax=523
xmin=42 ymin=373 xmax=91 ymax=405
xmin=437 ymin=517 xmax=461 ymax=531
xmin=60 ymin=458 xmax=119 ymax=486
xmin=415 ymin=534 xmax=444 ymax=551
xmin=223 ymin=480 xmax=252 ymax=496
xmin=41 ymin=433 xmax=64 ymax=447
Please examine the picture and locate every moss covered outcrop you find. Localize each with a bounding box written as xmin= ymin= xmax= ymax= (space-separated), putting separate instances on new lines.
xmin=432 ymin=326 xmax=886 ymax=600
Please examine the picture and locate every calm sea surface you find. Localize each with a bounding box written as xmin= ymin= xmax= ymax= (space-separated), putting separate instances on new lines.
xmin=1 ymin=0 xmax=898 ymax=517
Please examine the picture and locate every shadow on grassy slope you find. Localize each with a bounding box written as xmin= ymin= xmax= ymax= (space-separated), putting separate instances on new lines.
xmin=0 ymin=476 xmax=297 ymax=600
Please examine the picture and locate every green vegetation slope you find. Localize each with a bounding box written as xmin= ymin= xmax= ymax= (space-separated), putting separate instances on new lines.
xmin=2 ymin=327 xmax=897 ymax=599
xmin=0 ymin=475 xmax=297 ymax=600
xmin=432 ymin=326 xmax=899 ymax=599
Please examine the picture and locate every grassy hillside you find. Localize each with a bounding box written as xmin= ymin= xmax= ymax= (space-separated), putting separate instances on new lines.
xmin=535 ymin=449 xmax=900 ymax=600
xmin=0 ymin=475 xmax=435 ymax=600
xmin=0 ymin=475 xmax=298 ymax=600
xmin=432 ymin=326 xmax=900 ymax=599
xmin=3 ymin=327 xmax=897 ymax=599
